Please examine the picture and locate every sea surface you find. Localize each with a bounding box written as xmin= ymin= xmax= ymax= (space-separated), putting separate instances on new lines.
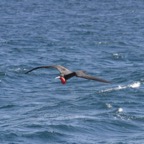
xmin=0 ymin=0 xmax=144 ymax=144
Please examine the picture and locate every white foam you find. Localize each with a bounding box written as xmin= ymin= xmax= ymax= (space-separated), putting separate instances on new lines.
xmin=100 ymin=81 xmax=141 ymax=93
xmin=128 ymin=82 xmax=141 ymax=88
xmin=106 ymin=103 xmax=112 ymax=109
xmin=117 ymin=108 xmax=123 ymax=113
xmin=100 ymin=85 xmax=126 ymax=92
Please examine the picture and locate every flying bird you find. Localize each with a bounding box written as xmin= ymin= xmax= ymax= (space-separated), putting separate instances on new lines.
xmin=25 ymin=65 xmax=110 ymax=84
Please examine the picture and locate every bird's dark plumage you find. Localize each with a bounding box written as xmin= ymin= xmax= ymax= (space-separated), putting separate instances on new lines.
xmin=25 ymin=65 xmax=71 ymax=75
xmin=25 ymin=65 xmax=110 ymax=84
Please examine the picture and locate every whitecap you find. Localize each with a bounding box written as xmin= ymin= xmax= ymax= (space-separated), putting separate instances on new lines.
xmin=128 ymin=82 xmax=141 ymax=89
xmin=99 ymin=81 xmax=141 ymax=93
xmin=117 ymin=107 xmax=123 ymax=113
xmin=100 ymin=85 xmax=127 ymax=93
xmin=106 ymin=103 xmax=112 ymax=109
xmin=112 ymin=53 xmax=123 ymax=60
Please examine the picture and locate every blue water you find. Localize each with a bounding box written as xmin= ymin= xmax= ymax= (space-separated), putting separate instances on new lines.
xmin=1 ymin=0 xmax=144 ymax=143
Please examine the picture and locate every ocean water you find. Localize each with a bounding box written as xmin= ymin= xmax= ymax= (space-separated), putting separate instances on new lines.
xmin=0 ymin=0 xmax=144 ymax=143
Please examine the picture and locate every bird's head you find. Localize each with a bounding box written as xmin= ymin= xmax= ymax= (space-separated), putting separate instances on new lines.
xmin=55 ymin=76 xmax=66 ymax=84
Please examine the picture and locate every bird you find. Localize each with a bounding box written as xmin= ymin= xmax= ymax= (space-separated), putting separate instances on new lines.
xmin=25 ymin=65 xmax=110 ymax=84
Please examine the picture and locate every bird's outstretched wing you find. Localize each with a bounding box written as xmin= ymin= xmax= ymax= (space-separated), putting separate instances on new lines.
xmin=25 ymin=65 xmax=72 ymax=75
xmin=75 ymin=70 xmax=110 ymax=83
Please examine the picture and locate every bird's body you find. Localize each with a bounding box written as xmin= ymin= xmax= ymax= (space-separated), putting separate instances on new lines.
xmin=25 ymin=65 xmax=110 ymax=84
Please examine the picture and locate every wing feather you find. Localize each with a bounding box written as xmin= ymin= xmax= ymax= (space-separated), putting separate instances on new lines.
xmin=75 ymin=71 xmax=110 ymax=83
xmin=25 ymin=65 xmax=72 ymax=75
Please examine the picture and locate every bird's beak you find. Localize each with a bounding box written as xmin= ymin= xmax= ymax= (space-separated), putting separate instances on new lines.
xmin=55 ymin=76 xmax=60 ymax=79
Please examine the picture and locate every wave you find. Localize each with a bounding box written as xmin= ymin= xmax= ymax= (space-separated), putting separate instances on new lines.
xmin=99 ymin=81 xmax=141 ymax=93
